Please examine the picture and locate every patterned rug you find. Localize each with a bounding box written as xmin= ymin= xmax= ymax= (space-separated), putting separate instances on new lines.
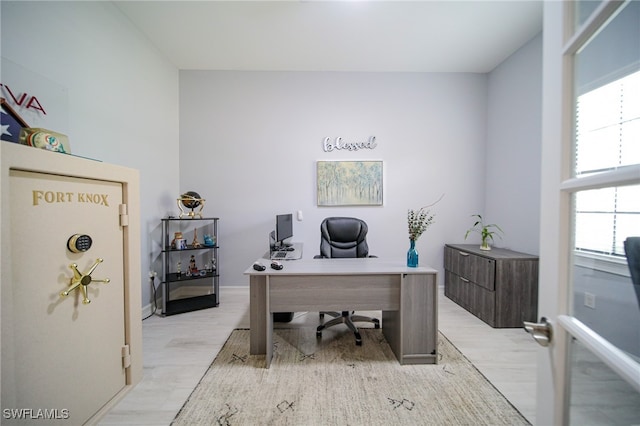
xmin=172 ymin=328 xmax=530 ymax=425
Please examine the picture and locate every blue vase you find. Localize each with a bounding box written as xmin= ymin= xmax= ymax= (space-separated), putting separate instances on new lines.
xmin=407 ymin=239 xmax=419 ymax=267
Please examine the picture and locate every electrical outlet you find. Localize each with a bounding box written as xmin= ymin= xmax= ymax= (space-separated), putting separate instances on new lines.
xmin=584 ymin=292 xmax=596 ymax=309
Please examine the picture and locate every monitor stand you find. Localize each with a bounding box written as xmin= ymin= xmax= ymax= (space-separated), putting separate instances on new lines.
xmin=269 ymin=230 xmax=292 ymax=251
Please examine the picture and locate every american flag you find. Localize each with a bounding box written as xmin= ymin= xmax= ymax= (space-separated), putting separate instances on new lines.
xmin=1 ymin=98 xmax=28 ymax=143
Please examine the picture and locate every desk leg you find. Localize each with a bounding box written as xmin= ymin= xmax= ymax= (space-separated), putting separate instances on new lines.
xmin=250 ymin=275 xmax=267 ymax=355
xmin=402 ymin=273 xmax=438 ymax=364
xmin=249 ymin=275 xmax=274 ymax=368
xmin=382 ymin=273 xmax=438 ymax=365
xmin=265 ymin=304 xmax=273 ymax=369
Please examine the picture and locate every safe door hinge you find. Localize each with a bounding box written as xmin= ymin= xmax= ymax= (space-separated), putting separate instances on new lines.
xmin=121 ymin=344 xmax=131 ymax=369
xmin=119 ymin=204 xmax=129 ymax=227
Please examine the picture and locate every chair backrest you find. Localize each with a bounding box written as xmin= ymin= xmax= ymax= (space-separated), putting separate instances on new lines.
xmin=624 ymin=237 xmax=640 ymax=306
xmin=319 ymin=217 xmax=369 ymax=258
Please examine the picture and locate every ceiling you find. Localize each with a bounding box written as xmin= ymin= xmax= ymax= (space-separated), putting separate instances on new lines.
xmin=114 ymin=1 xmax=543 ymax=73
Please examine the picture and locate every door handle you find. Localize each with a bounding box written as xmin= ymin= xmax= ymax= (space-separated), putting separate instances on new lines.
xmin=60 ymin=258 xmax=110 ymax=304
xmin=523 ymin=317 xmax=553 ymax=347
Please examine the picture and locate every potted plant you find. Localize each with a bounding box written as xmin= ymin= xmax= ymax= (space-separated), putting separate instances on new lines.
xmin=406 ymin=195 xmax=443 ymax=267
xmin=407 ymin=207 xmax=435 ymax=267
xmin=464 ymin=214 xmax=503 ymax=251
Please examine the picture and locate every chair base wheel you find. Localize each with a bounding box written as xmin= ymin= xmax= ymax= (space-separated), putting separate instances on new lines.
xmin=317 ymin=311 xmax=379 ymax=346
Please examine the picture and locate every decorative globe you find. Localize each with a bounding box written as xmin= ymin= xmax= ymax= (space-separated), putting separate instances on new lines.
xmin=177 ymin=191 xmax=205 ymax=218
xmin=181 ymin=191 xmax=202 ymax=209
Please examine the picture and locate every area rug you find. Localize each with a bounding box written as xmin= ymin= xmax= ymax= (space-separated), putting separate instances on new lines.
xmin=172 ymin=328 xmax=530 ymax=425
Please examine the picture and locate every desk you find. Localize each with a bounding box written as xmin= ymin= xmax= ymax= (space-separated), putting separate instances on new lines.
xmin=244 ymin=258 xmax=438 ymax=368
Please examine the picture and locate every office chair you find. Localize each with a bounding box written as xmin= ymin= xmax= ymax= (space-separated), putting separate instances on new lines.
xmin=624 ymin=237 xmax=640 ymax=307
xmin=314 ymin=217 xmax=380 ymax=346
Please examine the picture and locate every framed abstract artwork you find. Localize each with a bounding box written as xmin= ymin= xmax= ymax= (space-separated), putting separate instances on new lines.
xmin=317 ymin=160 xmax=383 ymax=206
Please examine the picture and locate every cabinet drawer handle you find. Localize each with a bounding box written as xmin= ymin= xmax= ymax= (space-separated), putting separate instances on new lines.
xmin=460 ymin=277 xmax=470 ymax=283
xmin=459 ymin=251 xmax=469 ymax=257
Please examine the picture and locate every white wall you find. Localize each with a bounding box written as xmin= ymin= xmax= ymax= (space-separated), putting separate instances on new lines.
xmin=179 ymin=71 xmax=491 ymax=286
xmin=179 ymin=36 xmax=544 ymax=288
xmin=573 ymin=266 xmax=640 ymax=356
xmin=1 ymin=1 xmax=180 ymax=309
xmin=485 ymin=34 xmax=543 ymax=255
xmin=2 ymin=0 xmax=544 ymax=307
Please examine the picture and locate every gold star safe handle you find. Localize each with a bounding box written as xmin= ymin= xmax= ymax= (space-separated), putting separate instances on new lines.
xmin=60 ymin=258 xmax=111 ymax=304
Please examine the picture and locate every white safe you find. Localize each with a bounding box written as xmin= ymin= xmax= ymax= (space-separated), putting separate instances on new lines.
xmin=1 ymin=142 xmax=142 ymax=425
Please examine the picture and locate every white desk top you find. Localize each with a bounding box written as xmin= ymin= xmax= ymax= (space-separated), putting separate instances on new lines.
xmin=244 ymin=257 xmax=437 ymax=276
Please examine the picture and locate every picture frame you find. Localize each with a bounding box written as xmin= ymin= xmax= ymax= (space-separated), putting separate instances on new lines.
xmin=317 ymin=160 xmax=383 ymax=206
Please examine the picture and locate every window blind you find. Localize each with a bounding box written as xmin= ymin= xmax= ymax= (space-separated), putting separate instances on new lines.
xmin=574 ymin=70 xmax=640 ymax=257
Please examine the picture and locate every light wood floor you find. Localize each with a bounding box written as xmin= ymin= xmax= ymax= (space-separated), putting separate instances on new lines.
xmin=99 ymin=286 xmax=537 ymax=425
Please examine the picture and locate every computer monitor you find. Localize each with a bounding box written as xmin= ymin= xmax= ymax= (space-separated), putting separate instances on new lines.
xmin=275 ymin=213 xmax=293 ymax=247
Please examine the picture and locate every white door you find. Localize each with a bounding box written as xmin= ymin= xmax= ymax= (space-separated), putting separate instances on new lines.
xmin=537 ymin=1 xmax=640 ymax=424
xmin=1 ymin=169 xmax=127 ymax=425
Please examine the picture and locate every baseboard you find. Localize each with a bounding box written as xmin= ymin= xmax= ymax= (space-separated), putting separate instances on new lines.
xmin=142 ymin=303 xmax=155 ymax=319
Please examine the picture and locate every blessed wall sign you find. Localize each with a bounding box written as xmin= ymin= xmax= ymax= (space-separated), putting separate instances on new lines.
xmin=322 ymin=136 xmax=377 ymax=152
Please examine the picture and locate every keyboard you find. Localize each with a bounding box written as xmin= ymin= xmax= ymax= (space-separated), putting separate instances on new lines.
xmin=268 ymin=243 xmax=302 ymax=260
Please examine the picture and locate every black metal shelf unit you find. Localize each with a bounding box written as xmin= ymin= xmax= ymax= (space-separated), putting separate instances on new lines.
xmin=161 ymin=217 xmax=220 ymax=316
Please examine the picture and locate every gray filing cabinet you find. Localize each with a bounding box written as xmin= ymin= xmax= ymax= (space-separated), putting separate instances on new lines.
xmin=444 ymin=244 xmax=538 ymax=328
